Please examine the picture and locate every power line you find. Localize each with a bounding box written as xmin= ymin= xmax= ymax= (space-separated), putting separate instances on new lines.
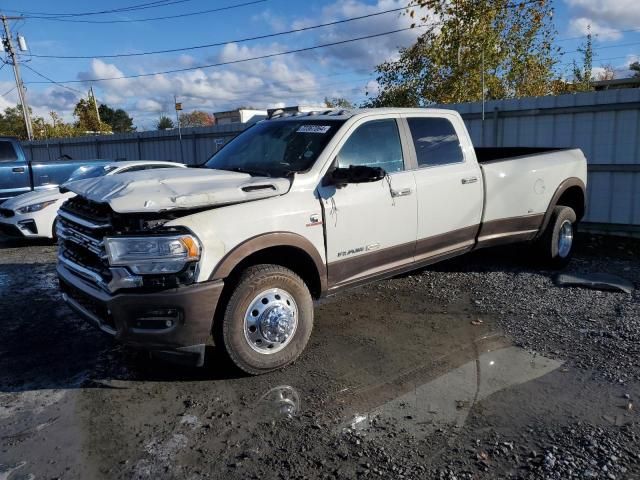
xmin=26 ymin=25 xmax=427 ymax=85
xmin=24 ymin=0 xmax=268 ymax=23
xmin=557 ymin=27 xmax=640 ymax=43
xmin=560 ymin=40 xmax=640 ymax=56
xmin=557 ymin=54 xmax=639 ymax=68
xmin=6 ymin=0 xmax=195 ymax=18
xmin=0 ymin=85 xmax=17 ymax=97
xmin=21 ymin=63 xmax=84 ymax=94
xmin=26 ymin=5 xmax=414 ymax=59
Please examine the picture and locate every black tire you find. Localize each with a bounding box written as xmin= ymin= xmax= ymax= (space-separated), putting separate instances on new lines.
xmin=219 ymin=264 xmax=313 ymax=375
xmin=536 ymin=206 xmax=577 ymax=269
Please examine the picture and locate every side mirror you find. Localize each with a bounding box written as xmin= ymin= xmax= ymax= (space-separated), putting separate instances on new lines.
xmin=327 ymin=165 xmax=386 ymax=186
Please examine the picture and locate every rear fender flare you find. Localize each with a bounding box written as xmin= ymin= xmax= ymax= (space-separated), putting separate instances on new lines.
xmin=534 ymin=177 xmax=586 ymax=240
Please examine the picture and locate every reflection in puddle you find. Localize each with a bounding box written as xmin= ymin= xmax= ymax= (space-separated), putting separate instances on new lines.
xmin=344 ymin=345 xmax=562 ymax=436
xmin=257 ymin=385 xmax=301 ymax=418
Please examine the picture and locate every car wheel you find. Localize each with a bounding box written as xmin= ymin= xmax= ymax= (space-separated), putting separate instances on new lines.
xmin=537 ymin=206 xmax=576 ymax=269
xmin=220 ymin=264 xmax=313 ymax=375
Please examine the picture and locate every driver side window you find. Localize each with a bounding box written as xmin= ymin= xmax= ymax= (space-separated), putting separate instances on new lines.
xmin=337 ymin=119 xmax=404 ymax=173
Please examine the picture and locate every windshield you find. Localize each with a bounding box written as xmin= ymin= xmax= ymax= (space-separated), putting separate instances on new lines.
xmin=68 ymin=164 xmax=117 ymax=182
xmin=204 ymin=119 xmax=345 ymax=177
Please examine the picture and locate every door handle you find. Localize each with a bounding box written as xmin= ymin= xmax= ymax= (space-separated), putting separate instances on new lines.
xmin=390 ymin=188 xmax=412 ymax=198
xmin=461 ymin=177 xmax=478 ymax=185
xmin=12 ymin=167 xmax=25 ymax=173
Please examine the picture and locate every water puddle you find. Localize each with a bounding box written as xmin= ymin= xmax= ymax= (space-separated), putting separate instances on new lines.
xmin=343 ymin=344 xmax=562 ymax=437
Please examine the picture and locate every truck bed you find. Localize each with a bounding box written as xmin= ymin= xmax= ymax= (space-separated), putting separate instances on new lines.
xmin=477 ymin=147 xmax=587 ymax=232
xmin=475 ymin=147 xmax=564 ymax=163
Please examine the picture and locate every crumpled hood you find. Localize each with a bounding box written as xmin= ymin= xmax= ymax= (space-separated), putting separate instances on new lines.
xmin=3 ymin=188 xmax=72 ymax=210
xmin=63 ymin=167 xmax=291 ymax=213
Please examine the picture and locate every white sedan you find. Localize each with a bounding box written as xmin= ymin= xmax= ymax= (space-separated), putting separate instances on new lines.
xmin=0 ymin=160 xmax=186 ymax=239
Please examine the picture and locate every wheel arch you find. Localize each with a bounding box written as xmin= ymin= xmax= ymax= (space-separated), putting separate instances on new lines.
xmin=535 ymin=177 xmax=586 ymax=240
xmin=210 ymin=232 xmax=327 ymax=299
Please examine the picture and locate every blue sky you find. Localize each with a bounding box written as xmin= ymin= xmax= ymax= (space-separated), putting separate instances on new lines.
xmin=1 ymin=0 xmax=639 ymax=130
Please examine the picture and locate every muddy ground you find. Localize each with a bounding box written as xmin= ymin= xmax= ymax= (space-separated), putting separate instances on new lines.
xmin=0 ymin=233 xmax=639 ymax=479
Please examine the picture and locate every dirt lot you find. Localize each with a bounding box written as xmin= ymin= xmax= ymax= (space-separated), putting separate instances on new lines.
xmin=1 ymin=233 xmax=639 ymax=479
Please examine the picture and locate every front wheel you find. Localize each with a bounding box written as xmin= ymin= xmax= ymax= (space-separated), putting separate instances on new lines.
xmin=536 ymin=206 xmax=577 ymax=269
xmin=219 ymin=264 xmax=314 ymax=375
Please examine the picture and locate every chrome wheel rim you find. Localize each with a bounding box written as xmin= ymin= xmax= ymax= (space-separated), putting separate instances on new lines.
xmin=558 ymin=220 xmax=573 ymax=258
xmin=244 ymin=288 xmax=298 ymax=354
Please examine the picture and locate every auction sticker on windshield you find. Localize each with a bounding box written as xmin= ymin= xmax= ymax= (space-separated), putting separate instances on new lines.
xmin=297 ymin=125 xmax=332 ymax=134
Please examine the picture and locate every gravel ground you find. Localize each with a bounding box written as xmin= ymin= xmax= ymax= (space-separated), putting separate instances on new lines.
xmin=0 ymin=232 xmax=639 ymax=479
xmin=411 ymin=234 xmax=640 ymax=384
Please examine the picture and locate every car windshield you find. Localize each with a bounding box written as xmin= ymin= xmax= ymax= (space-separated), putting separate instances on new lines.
xmin=204 ymin=119 xmax=345 ymax=177
xmin=68 ymin=164 xmax=117 ymax=182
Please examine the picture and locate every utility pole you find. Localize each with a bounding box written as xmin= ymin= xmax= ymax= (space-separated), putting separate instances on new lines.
xmin=89 ymin=86 xmax=101 ymax=126
xmin=174 ymin=95 xmax=184 ymax=163
xmin=1 ymin=15 xmax=33 ymax=140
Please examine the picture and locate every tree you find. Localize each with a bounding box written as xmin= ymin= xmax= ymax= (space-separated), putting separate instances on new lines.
xmin=179 ymin=110 xmax=215 ymax=128
xmin=324 ymin=96 xmax=354 ymax=108
xmin=156 ymin=115 xmax=174 ymax=130
xmin=630 ymin=61 xmax=640 ymax=78
xmin=0 ymin=105 xmax=32 ymax=139
xmin=571 ymin=29 xmax=593 ymax=92
xmin=73 ymin=98 xmax=111 ymax=134
xmin=596 ymin=64 xmax=616 ymax=81
xmin=98 ymin=104 xmax=136 ymax=133
xmin=366 ymin=0 xmax=559 ymax=107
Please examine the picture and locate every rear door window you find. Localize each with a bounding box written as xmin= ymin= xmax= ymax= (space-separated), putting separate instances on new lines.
xmin=407 ymin=117 xmax=464 ymax=168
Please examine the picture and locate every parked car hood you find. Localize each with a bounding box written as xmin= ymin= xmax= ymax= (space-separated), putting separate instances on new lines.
xmin=2 ymin=188 xmax=73 ymax=210
xmin=63 ymin=167 xmax=292 ymax=213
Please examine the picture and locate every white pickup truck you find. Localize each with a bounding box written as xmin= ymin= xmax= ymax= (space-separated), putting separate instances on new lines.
xmin=57 ymin=108 xmax=587 ymax=374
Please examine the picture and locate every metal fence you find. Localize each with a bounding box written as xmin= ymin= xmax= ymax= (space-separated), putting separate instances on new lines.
xmin=440 ymin=88 xmax=640 ymax=236
xmin=23 ymin=88 xmax=640 ymax=235
xmin=23 ymin=123 xmax=248 ymax=166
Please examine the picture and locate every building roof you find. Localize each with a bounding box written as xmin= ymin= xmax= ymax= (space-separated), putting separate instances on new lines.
xmin=592 ymin=77 xmax=640 ymax=90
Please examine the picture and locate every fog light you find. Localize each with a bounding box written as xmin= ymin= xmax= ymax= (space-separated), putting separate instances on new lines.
xmin=18 ymin=219 xmax=38 ymax=234
xmin=133 ymin=308 xmax=182 ymax=330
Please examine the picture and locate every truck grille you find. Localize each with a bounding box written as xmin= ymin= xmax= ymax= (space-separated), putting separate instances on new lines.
xmin=57 ymin=197 xmax=113 ymax=288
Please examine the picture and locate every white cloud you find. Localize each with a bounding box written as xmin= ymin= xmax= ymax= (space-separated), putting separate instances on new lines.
xmin=568 ymin=17 xmax=623 ymax=41
xmin=251 ymin=10 xmax=286 ymax=31
xmin=292 ymin=0 xmax=431 ymax=71
xmin=13 ymin=0 xmax=434 ymax=129
xmin=564 ymin=0 xmax=640 ymax=34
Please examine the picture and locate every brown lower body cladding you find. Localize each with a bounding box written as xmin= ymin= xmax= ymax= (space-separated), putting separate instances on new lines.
xmin=327 ymin=214 xmax=545 ymax=291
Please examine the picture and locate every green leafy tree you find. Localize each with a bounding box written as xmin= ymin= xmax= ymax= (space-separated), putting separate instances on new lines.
xmin=324 ymin=96 xmax=354 ymax=108
xmin=366 ymin=0 xmax=559 ymax=106
xmin=156 ymin=115 xmax=175 ymax=130
xmin=45 ymin=111 xmax=81 ymax=138
xmin=98 ymin=104 xmax=136 ymax=133
xmin=179 ymin=110 xmax=215 ymax=127
xmin=630 ymin=61 xmax=640 ymax=78
xmin=74 ymin=98 xmax=112 ymax=134
xmin=571 ymin=28 xmax=593 ymax=91
xmin=0 ymin=105 xmax=32 ymax=139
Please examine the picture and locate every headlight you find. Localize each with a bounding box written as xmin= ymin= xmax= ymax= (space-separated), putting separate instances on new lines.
xmin=17 ymin=200 xmax=57 ymax=214
xmin=105 ymin=234 xmax=201 ymax=274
